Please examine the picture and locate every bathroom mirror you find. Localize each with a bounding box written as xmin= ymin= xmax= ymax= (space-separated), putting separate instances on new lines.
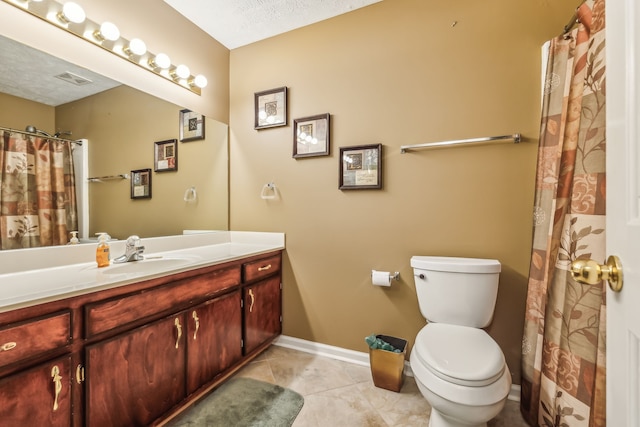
xmin=0 ymin=34 xmax=229 ymax=249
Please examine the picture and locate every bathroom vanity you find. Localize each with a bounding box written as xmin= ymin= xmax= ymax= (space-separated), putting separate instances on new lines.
xmin=0 ymin=232 xmax=284 ymax=426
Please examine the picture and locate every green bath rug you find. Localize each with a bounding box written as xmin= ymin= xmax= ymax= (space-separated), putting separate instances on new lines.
xmin=166 ymin=377 xmax=304 ymax=427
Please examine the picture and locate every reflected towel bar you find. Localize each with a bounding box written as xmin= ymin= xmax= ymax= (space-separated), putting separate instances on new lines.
xmin=400 ymin=133 xmax=521 ymax=153
xmin=88 ymin=174 xmax=130 ymax=182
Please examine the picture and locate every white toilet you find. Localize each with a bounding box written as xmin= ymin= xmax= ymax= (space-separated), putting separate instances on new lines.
xmin=409 ymin=256 xmax=512 ymax=427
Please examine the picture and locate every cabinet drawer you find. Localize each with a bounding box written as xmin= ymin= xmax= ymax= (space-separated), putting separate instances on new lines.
xmin=243 ymin=254 xmax=281 ymax=283
xmin=85 ymin=265 xmax=241 ymax=337
xmin=0 ymin=311 xmax=71 ymax=369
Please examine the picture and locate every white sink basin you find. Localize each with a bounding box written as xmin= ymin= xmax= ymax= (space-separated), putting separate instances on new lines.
xmin=100 ymin=256 xmax=201 ymax=275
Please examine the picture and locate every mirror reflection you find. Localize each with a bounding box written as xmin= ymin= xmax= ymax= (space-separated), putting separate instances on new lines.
xmin=0 ymin=34 xmax=229 ymax=250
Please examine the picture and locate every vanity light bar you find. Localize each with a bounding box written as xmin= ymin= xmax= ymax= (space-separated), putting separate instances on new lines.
xmin=2 ymin=0 xmax=207 ymax=95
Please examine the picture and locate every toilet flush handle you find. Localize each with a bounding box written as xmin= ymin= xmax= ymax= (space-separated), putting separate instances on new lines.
xmin=414 ymin=273 xmax=426 ymax=280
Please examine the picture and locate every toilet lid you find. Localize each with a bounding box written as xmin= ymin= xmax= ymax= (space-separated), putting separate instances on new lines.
xmin=414 ymin=323 xmax=505 ymax=387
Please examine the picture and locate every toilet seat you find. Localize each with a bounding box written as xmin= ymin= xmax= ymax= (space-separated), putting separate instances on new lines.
xmin=413 ymin=323 xmax=505 ymax=387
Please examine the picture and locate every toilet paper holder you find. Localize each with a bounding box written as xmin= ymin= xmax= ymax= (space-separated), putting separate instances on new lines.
xmin=371 ymin=271 xmax=401 ymax=281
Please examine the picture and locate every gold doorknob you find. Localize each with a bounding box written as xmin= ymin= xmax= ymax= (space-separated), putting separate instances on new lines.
xmin=570 ymin=255 xmax=623 ymax=292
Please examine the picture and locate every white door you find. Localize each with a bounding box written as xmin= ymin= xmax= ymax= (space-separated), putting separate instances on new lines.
xmin=606 ymin=1 xmax=640 ymax=426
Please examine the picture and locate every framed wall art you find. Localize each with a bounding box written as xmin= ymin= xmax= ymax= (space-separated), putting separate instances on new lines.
xmin=293 ymin=113 xmax=330 ymax=158
xmin=131 ymin=168 xmax=152 ymax=199
xmin=179 ymin=109 xmax=205 ymax=142
xmin=154 ymin=139 xmax=178 ymax=172
xmin=339 ymin=144 xmax=383 ymax=190
xmin=254 ymin=86 xmax=287 ymax=129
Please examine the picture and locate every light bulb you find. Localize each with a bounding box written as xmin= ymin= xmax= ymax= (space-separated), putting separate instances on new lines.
xmin=175 ymin=64 xmax=190 ymax=79
xmin=193 ymin=74 xmax=208 ymax=88
xmin=97 ymin=22 xmax=120 ymax=41
xmin=123 ymin=38 xmax=147 ymax=56
xmin=151 ymin=53 xmax=171 ymax=69
xmin=58 ymin=2 xmax=85 ymax=24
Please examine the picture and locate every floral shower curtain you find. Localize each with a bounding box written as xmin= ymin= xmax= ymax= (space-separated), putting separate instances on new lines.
xmin=520 ymin=1 xmax=606 ymax=426
xmin=0 ymin=131 xmax=78 ymax=249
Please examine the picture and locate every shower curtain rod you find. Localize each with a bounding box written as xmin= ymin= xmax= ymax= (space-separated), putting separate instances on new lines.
xmin=0 ymin=126 xmax=81 ymax=145
xmin=563 ymin=0 xmax=587 ymax=34
xmin=400 ymin=133 xmax=521 ymax=153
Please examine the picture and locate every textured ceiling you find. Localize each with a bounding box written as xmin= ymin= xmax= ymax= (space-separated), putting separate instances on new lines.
xmin=0 ymin=35 xmax=120 ymax=107
xmin=164 ymin=0 xmax=383 ymax=49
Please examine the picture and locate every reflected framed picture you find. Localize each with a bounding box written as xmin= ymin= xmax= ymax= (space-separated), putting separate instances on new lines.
xmin=254 ymin=86 xmax=287 ymax=129
xmin=154 ymin=139 xmax=178 ymax=172
xmin=179 ymin=109 xmax=205 ymax=142
xmin=293 ymin=113 xmax=330 ymax=158
xmin=131 ymin=168 xmax=151 ymax=199
xmin=339 ymin=144 xmax=383 ymax=190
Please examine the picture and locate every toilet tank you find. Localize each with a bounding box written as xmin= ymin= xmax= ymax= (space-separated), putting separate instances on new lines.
xmin=411 ymin=256 xmax=501 ymax=328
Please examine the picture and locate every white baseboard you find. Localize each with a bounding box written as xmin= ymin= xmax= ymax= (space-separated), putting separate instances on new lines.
xmin=273 ymin=335 xmax=521 ymax=402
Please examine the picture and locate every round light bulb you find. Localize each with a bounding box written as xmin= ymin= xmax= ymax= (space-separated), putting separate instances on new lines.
xmin=127 ymin=38 xmax=147 ymax=56
xmin=175 ymin=64 xmax=190 ymax=79
xmin=99 ymin=22 xmax=120 ymax=41
xmin=61 ymin=2 xmax=85 ymax=24
xmin=193 ymin=74 xmax=208 ymax=88
xmin=154 ymin=53 xmax=171 ymax=69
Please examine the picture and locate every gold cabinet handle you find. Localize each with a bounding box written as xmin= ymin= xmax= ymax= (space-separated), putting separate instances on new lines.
xmin=0 ymin=342 xmax=16 ymax=352
xmin=249 ymin=289 xmax=255 ymax=313
xmin=75 ymin=364 xmax=85 ymax=384
xmin=174 ymin=318 xmax=182 ymax=349
xmin=51 ymin=365 xmax=62 ymax=411
xmin=192 ymin=311 xmax=200 ymax=340
xmin=571 ymin=255 xmax=623 ymax=292
xmin=258 ymin=264 xmax=272 ymax=272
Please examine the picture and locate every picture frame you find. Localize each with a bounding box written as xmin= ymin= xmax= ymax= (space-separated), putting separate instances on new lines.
xmin=154 ymin=139 xmax=178 ymax=172
xmin=130 ymin=168 xmax=152 ymax=199
xmin=339 ymin=144 xmax=383 ymax=190
xmin=254 ymin=86 xmax=287 ymax=129
xmin=293 ymin=113 xmax=330 ymax=158
xmin=179 ymin=109 xmax=205 ymax=142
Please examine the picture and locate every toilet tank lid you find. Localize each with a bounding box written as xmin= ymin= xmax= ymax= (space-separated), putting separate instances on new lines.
xmin=410 ymin=256 xmax=501 ymax=273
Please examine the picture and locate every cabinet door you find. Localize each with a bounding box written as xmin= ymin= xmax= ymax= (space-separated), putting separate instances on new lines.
xmin=0 ymin=355 xmax=72 ymax=426
xmin=85 ymin=314 xmax=186 ymax=427
xmin=243 ymin=276 xmax=282 ymax=354
xmin=186 ymin=290 xmax=242 ymax=395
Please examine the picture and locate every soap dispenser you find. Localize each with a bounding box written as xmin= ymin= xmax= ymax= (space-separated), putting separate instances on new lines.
xmin=96 ymin=233 xmax=111 ymax=268
xmin=69 ymin=231 xmax=79 ymax=245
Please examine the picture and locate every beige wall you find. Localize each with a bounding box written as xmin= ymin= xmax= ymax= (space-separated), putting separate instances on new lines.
xmin=0 ymin=92 xmax=54 ymax=131
xmin=56 ymin=86 xmax=229 ymax=240
xmin=229 ymin=0 xmax=577 ymax=384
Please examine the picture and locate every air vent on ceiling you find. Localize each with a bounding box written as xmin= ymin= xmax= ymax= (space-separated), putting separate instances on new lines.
xmin=54 ymin=71 xmax=93 ymax=86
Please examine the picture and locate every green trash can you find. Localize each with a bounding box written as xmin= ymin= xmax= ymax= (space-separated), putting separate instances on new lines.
xmin=369 ymin=335 xmax=407 ymax=392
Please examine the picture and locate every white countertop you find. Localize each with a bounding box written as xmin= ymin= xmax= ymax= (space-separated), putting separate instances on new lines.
xmin=0 ymin=231 xmax=285 ymax=312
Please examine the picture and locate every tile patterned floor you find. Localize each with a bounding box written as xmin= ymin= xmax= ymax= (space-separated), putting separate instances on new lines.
xmin=234 ymin=345 xmax=529 ymax=427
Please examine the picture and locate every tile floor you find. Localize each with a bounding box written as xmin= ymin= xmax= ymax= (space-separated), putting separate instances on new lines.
xmin=234 ymin=345 xmax=529 ymax=427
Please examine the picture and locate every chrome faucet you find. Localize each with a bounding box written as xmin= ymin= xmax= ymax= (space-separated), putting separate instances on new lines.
xmin=113 ymin=235 xmax=145 ymax=263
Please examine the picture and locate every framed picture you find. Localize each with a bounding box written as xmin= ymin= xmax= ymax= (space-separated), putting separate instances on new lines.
xmin=154 ymin=139 xmax=178 ymax=172
xmin=293 ymin=113 xmax=330 ymax=158
xmin=179 ymin=109 xmax=205 ymax=142
xmin=131 ymin=168 xmax=152 ymax=199
xmin=254 ymin=86 xmax=287 ymax=129
xmin=339 ymin=144 xmax=383 ymax=190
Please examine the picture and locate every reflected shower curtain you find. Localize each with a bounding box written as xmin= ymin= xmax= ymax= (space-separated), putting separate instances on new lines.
xmin=0 ymin=131 xmax=78 ymax=249
xmin=520 ymin=1 xmax=606 ymax=426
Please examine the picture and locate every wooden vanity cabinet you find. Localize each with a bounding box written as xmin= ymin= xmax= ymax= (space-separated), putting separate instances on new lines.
xmin=0 ymin=250 xmax=282 ymax=427
xmin=242 ymin=255 xmax=282 ymax=355
xmin=186 ymin=290 xmax=243 ymax=394
xmin=0 ymin=354 xmax=72 ymax=426
xmin=85 ymin=313 xmax=187 ymax=427
xmin=0 ymin=310 xmax=73 ymax=425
